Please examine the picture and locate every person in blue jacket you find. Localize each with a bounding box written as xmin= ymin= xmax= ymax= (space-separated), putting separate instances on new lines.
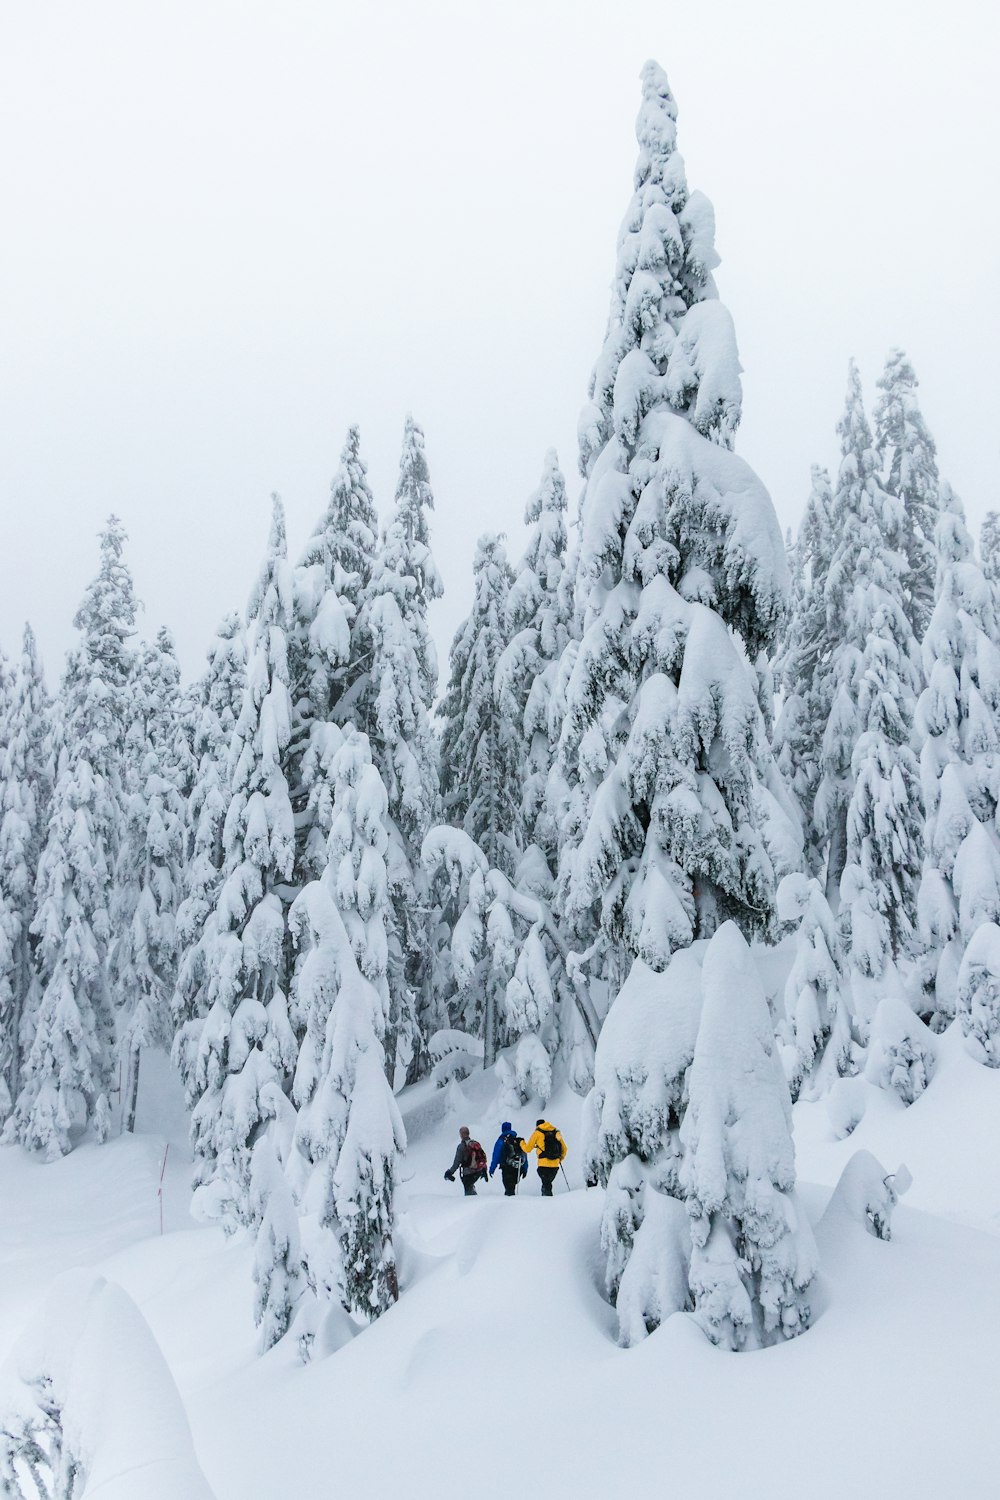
xmin=489 ymin=1122 xmax=528 ymax=1196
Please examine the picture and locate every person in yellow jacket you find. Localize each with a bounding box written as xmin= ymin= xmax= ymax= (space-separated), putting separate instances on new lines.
xmin=520 ymin=1119 xmax=567 ymax=1196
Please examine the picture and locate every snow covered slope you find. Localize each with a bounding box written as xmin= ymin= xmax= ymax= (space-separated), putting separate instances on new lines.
xmin=4 ymin=1039 xmax=1000 ymax=1498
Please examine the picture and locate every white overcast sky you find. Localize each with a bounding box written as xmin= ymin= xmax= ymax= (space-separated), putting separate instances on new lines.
xmin=1 ymin=0 xmax=997 ymax=687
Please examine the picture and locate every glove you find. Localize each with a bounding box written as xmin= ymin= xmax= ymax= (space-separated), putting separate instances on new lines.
xmin=444 ymin=1171 xmax=454 ymax=1182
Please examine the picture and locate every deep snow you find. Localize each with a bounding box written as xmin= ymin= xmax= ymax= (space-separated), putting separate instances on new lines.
xmin=3 ymin=1038 xmax=1000 ymax=1499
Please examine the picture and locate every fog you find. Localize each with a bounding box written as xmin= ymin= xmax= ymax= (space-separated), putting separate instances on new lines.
xmin=1 ymin=0 xmax=996 ymax=686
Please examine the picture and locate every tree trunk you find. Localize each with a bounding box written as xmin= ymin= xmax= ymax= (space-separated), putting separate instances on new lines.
xmin=123 ymin=1043 xmax=141 ymax=1134
xmin=825 ymin=803 xmax=848 ymax=908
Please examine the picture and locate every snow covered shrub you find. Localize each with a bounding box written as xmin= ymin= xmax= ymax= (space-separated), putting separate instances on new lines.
xmin=826 ymin=1076 xmax=868 ymax=1140
xmin=681 ymin=923 xmax=817 ymax=1350
xmin=863 ymin=997 xmax=936 ymax=1104
xmin=956 ymin=923 xmax=1000 ymax=1066
xmin=821 ymin=1149 xmax=912 ymax=1241
xmin=427 ymin=1027 xmax=484 ymax=1087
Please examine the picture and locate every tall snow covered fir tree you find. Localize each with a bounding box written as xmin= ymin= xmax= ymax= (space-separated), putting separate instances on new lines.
xmin=294 ymin=423 xmax=378 ymax=807
xmin=289 ymin=729 xmax=405 ymax=1331
xmin=496 ymin=449 xmax=572 ymax=866
xmin=439 ymin=534 xmax=520 ymax=878
xmin=110 ymin=628 xmax=186 ymax=1131
xmin=873 ymin=348 xmax=941 ymax=642
xmin=437 ymin=534 xmax=523 ymax=1063
xmin=354 ymin=417 xmax=442 ymax=1085
xmin=916 ymin=489 xmax=1000 ymax=1023
xmin=572 ymin=61 xmax=798 ymax=1346
xmin=0 ymin=626 xmax=50 ymax=1119
xmin=5 ymin=519 xmax=137 ymax=1157
xmin=189 ymin=498 xmax=297 ymax=1228
xmin=819 ymin=362 xmax=922 ymax=1002
xmin=558 ymin=60 xmax=787 ymax=991
xmin=772 ymin=467 xmax=836 ymax=875
xmin=172 ymin=613 xmax=248 ymax=1102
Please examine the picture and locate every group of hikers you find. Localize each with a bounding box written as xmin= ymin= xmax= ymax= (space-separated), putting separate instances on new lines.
xmin=444 ymin=1120 xmax=567 ymax=1197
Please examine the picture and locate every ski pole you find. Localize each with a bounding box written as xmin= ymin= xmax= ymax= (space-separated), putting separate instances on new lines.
xmin=560 ymin=1162 xmax=570 ymax=1192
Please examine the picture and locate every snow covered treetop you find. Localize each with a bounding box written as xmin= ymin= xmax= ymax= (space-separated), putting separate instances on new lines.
xmin=634 ymin=60 xmax=680 ymax=187
xmin=582 ymin=61 xmax=733 ymax=479
xmin=571 ymin=62 xmax=786 ymax=658
xmin=73 ymin=513 xmax=138 ymax=682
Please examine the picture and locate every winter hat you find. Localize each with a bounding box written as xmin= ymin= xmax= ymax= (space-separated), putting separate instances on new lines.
xmin=501 ymin=1121 xmax=512 ymax=1133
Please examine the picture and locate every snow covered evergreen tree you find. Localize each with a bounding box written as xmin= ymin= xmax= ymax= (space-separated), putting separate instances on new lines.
xmin=776 ymin=872 xmax=855 ymax=1097
xmin=291 ymin=838 xmax=405 ymax=1323
xmin=250 ymin=1133 xmax=304 ymax=1350
xmin=382 ymin=414 xmax=442 ymax=705
xmin=0 ymin=626 xmax=50 ymax=1118
xmin=916 ymin=490 xmax=1000 ymax=1022
xmin=772 ymin=467 xmax=836 ymax=873
xmin=294 ymin=424 xmax=378 ymax=787
xmin=189 ymin=499 xmax=298 ymax=1228
xmin=355 ymin=417 xmax=442 ymax=1084
xmin=680 ymin=922 xmax=816 ymax=1348
xmin=172 ymin=613 xmax=247 ymax=1101
xmin=439 ymin=534 xmax=519 ymax=878
xmin=981 ymin=511 xmax=1000 ymax=588
xmin=817 ymin=362 xmax=922 ymax=968
xmin=110 ymin=628 xmax=186 ymax=1131
xmin=956 ymin=923 xmax=1000 ymax=1066
xmin=496 ymin=449 xmax=572 ymax=866
xmin=325 ymin=729 xmax=392 ymax=1032
xmin=873 ymin=348 xmax=941 ymax=641
xmin=557 ymin=60 xmax=787 ymax=996
xmin=6 ymin=519 xmax=137 ymax=1156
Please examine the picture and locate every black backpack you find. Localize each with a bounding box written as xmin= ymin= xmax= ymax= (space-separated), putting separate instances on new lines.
xmin=500 ymin=1133 xmax=523 ymax=1173
xmin=541 ymin=1127 xmax=561 ymax=1162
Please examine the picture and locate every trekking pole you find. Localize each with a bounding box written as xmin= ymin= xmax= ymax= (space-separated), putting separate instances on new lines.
xmin=158 ymin=1142 xmax=170 ymax=1234
xmin=559 ymin=1162 xmax=571 ymax=1193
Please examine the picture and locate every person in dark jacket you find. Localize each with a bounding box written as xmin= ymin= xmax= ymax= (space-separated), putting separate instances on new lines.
xmin=489 ymin=1121 xmax=528 ymax=1196
xmin=444 ymin=1125 xmax=485 ymax=1196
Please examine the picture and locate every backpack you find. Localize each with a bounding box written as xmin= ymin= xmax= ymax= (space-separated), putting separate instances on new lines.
xmin=500 ymin=1133 xmax=523 ymax=1173
xmin=467 ymin=1139 xmax=487 ymax=1173
xmin=541 ymin=1127 xmax=562 ymax=1162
